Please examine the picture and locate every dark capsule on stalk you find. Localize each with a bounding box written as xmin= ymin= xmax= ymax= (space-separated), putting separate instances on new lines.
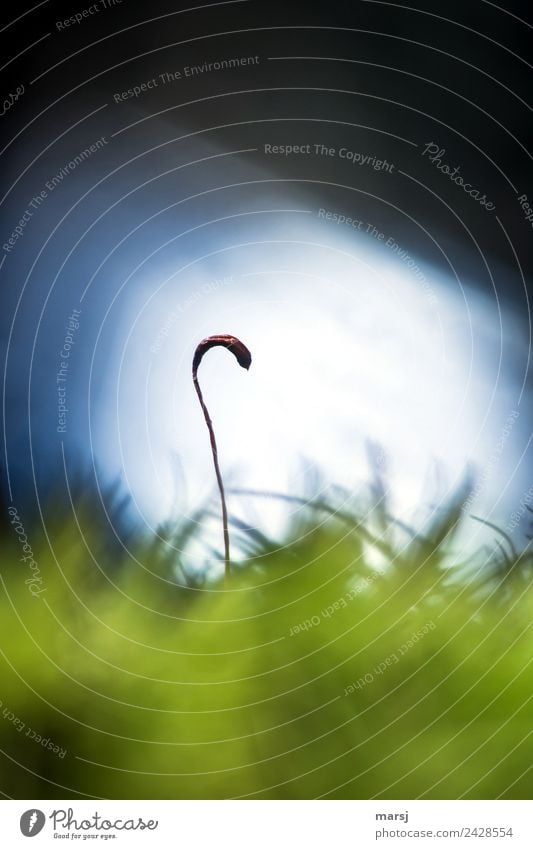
xmin=192 ymin=335 xmax=252 ymax=376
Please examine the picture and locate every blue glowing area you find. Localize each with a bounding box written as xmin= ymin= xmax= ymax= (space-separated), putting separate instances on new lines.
xmin=87 ymin=217 xmax=531 ymax=568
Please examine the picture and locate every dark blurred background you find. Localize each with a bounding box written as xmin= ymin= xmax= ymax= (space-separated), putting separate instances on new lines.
xmin=1 ymin=0 xmax=532 ymax=548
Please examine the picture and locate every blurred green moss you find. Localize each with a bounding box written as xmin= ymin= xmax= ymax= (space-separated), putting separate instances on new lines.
xmin=0 ymin=489 xmax=531 ymax=799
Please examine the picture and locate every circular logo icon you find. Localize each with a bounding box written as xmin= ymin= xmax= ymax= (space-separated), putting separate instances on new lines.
xmin=20 ymin=810 xmax=46 ymax=837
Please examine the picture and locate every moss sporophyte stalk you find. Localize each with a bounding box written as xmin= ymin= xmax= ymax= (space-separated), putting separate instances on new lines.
xmin=192 ymin=335 xmax=251 ymax=583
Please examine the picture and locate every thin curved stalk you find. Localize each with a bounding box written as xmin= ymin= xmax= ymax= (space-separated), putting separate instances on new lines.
xmin=192 ymin=335 xmax=251 ymax=582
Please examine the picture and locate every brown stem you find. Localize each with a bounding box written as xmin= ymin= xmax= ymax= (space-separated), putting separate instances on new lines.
xmin=192 ymin=335 xmax=251 ymax=582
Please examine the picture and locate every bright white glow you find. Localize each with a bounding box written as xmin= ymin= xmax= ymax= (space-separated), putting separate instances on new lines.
xmin=94 ymin=214 xmax=530 ymax=567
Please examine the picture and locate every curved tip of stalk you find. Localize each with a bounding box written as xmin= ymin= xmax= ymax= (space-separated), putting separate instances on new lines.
xmin=193 ymin=335 xmax=252 ymax=375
